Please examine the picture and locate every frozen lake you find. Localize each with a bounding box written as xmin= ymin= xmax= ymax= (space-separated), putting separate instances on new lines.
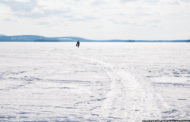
xmin=0 ymin=42 xmax=190 ymax=121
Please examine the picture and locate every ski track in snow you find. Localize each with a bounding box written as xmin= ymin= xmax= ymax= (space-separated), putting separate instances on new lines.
xmin=74 ymin=53 xmax=162 ymax=121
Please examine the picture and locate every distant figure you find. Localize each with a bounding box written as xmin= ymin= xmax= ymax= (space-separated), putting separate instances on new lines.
xmin=76 ymin=41 xmax=80 ymax=48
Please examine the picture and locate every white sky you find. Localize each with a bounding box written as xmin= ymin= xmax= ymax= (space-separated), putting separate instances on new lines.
xmin=0 ymin=0 xmax=190 ymax=40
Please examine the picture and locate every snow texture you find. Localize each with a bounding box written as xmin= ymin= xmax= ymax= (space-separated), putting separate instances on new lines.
xmin=0 ymin=42 xmax=190 ymax=121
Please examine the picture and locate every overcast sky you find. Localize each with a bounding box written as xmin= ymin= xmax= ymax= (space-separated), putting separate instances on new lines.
xmin=0 ymin=0 xmax=190 ymax=40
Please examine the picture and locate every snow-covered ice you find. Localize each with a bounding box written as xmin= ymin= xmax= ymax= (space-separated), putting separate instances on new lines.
xmin=0 ymin=42 xmax=190 ymax=121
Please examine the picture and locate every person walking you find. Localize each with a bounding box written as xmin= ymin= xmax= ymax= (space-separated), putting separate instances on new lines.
xmin=76 ymin=40 xmax=80 ymax=48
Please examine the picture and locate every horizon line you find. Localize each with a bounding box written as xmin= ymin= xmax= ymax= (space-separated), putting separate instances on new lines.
xmin=0 ymin=34 xmax=189 ymax=41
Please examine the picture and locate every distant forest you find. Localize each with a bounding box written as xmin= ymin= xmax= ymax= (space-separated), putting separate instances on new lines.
xmin=0 ymin=35 xmax=189 ymax=42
